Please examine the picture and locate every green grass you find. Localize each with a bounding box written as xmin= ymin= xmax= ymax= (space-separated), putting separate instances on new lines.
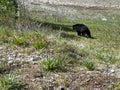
xmin=0 ymin=6 xmax=120 ymax=90
xmin=42 ymin=55 xmax=69 ymax=71
xmin=0 ymin=27 xmax=13 ymax=43
xmin=97 ymin=49 xmax=119 ymax=64
xmin=0 ymin=60 xmax=9 ymax=74
xmin=12 ymin=37 xmax=28 ymax=47
xmin=32 ymin=40 xmax=47 ymax=50
xmin=83 ymin=60 xmax=95 ymax=71
xmin=31 ymin=8 xmax=120 ymax=50
xmin=0 ymin=74 xmax=26 ymax=90
xmin=115 ymin=82 xmax=120 ymax=90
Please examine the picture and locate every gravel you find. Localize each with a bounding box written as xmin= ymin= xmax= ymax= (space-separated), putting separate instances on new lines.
xmin=21 ymin=0 xmax=120 ymax=9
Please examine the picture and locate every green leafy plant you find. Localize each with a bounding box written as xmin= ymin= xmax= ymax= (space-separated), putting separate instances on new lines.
xmin=42 ymin=57 xmax=61 ymax=71
xmin=0 ymin=28 xmax=12 ymax=43
xmin=0 ymin=74 xmax=26 ymax=90
xmin=42 ymin=56 xmax=68 ymax=71
xmin=83 ymin=60 xmax=95 ymax=71
xmin=12 ymin=37 xmax=27 ymax=47
xmin=33 ymin=40 xmax=47 ymax=50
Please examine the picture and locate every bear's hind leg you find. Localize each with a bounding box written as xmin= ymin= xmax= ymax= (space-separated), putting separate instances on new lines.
xmin=87 ymin=31 xmax=91 ymax=38
xmin=77 ymin=32 xmax=82 ymax=36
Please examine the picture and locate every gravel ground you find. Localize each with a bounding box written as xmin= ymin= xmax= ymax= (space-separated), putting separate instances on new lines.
xmin=21 ymin=0 xmax=120 ymax=9
xmin=1 ymin=44 xmax=120 ymax=90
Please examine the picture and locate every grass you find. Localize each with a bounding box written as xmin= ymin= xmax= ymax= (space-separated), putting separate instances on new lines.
xmin=115 ymin=82 xmax=120 ymax=90
xmin=97 ymin=49 xmax=119 ymax=64
xmin=0 ymin=60 xmax=9 ymax=74
xmin=0 ymin=5 xmax=120 ymax=90
xmin=32 ymin=39 xmax=47 ymax=50
xmin=12 ymin=37 xmax=28 ymax=47
xmin=42 ymin=55 xmax=69 ymax=71
xmin=82 ymin=60 xmax=95 ymax=71
xmin=0 ymin=74 xmax=26 ymax=90
xmin=0 ymin=27 xmax=12 ymax=43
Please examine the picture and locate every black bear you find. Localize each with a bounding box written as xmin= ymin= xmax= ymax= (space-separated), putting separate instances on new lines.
xmin=73 ymin=24 xmax=91 ymax=38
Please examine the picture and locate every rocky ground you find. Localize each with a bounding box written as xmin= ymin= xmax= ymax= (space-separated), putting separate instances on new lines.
xmin=21 ymin=0 xmax=120 ymax=9
xmin=0 ymin=41 xmax=120 ymax=90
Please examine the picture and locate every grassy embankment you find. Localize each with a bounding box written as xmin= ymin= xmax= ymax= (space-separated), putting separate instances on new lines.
xmin=0 ymin=7 xmax=120 ymax=89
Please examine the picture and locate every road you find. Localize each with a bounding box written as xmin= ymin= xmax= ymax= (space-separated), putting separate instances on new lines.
xmin=21 ymin=0 xmax=120 ymax=9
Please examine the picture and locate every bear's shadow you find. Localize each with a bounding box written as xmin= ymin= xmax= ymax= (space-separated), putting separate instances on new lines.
xmin=35 ymin=20 xmax=73 ymax=32
xmin=80 ymin=35 xmax=96 ymax=39
xmin=57 ymin=32 xmax=79 ymax=40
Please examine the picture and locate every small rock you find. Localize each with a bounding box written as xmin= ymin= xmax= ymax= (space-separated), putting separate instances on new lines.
xmin=0 ymin=46 xmax=3 ymax=50
xmin=8 ymin=60 xmax=13 ymax=65
xmin=102 ymin=17 xmax=107 ymax=21
xmin=110 ymin=69 xmax=115 ymax=73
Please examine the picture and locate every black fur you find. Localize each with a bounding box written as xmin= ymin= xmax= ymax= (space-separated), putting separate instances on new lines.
xmin=73 ymin=24 xmax=91 ymax=38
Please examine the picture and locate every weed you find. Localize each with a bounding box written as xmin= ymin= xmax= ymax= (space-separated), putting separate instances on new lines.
xmin=83 ymin=60 xmax=95 ymax=71
xmin=0 ymin=28 xmax=12 ymax=37
xmin=0 ymin=28 xmax=12 ymax=43
xmin=42 ymin=57 xmax=61 ymax=71
xmin=32 ymin=40 xmax=47 ymax=50
xmin=0 ymin=35 xmax=9 ymax=43
xmin=42 ymin=56 xmax=68 ymax=71
xmin=12 ymin=37 xmax=28 ymax=47
xmin=0 ymin=74 xmax=26 ymax=90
